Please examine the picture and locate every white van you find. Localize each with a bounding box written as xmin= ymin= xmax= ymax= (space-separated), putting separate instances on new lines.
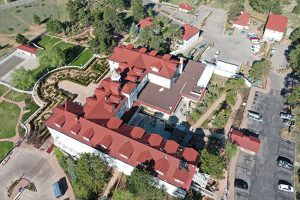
xmin=248 ymin=111 xmax=263 ymax=121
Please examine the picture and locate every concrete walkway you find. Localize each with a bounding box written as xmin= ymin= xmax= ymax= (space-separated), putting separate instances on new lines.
xmin=103 ymin=169 xmax=122 ymax=197
xmin=191 ymin=93 xmax=226 ymax=130
xmin=9 ymin=178 xmax=30 ymax=200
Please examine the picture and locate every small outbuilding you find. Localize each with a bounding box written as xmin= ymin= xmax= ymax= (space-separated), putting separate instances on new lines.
xmin=16 ymin=45 xmax=38 ymax=57
xmin=232 ymin=12 xmax=251 ymax=30
xmin=230 ymin=130 xmax=260 ymax=154
xmin=180 ymin=24 xmax=200 ymax=48
xmin=263 ymin=14 xmax=288 ymax=42
xmin=178 ymin=3 xmax=193 ymax=13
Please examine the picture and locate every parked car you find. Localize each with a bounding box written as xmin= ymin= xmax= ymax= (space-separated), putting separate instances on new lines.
xmin=277 ymin=157 xmax=294 ymax=171
xmin=278 ymin=182 xmax=294 ymax=193
xmin=248 ymin=111 xmax=263 ymax=121
xmin=272 ymin=47 xmax=276 ymax=53
xmin=247 ymin=33 xmax=258 ymax=39
xmin=214 ymin=50 xmax=220 ymax=58
xmin=234 ymin=179 xmax=248 ymax=190
xmin=251 ymin=39 xmax=261 ymax=44
xmin=280 ymin=113 xmax=293 ymax=120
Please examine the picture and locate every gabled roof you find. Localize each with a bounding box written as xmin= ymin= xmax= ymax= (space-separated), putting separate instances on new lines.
xmin=119 ymin=142 xmax=134 ymax=158
xmin=265 ymin=14 xmax=288 ymax=33
xmin=179 ymin=3 xmax=193 ymax=11
xmin=233 ymin=12 xmax=251 ymax=26
xmin=147 ymin=133 xmax=163 ymax=147
xmin=107 ymin=117 xmax=123 ymax=129
xmin=138 ymin=17 xmax=153 ymax=29
xmin=137 ymin=150 xmax=152 ymax=163
xmin=99 ymin=135 xmax=113 ymax=149
xmin=182 ymin=147 xmax=199 ymax=165
xmin=130 ymin=126 xmax=145 ymax=139
xmin=156 ymin=157 xmax=169 ymax=174
xmin=182 ymin=24 xmax=200 ymax=41
xmin=230 ymin=130 xmax=260 ymax=153
xmin=16 ymin=45 xmax=38 ymax=54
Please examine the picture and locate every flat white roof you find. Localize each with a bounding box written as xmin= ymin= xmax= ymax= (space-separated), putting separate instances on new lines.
xmin=197 ymin=66 xmax=214 ymax=88
xmin=216 ymin=60 xmax=240 ymax=74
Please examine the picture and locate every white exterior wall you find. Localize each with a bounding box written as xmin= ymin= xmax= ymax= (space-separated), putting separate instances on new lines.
xmin=178 ymin=8 xmax=189 ymax=13
xmin=181 ymin=33 xmax=199 ymax=49
xmin=108 ymin=60 xmax=120 ymax=71
xmin=16 ymin=49 xmax=36 ymax=57
xmin=148 ymin=73 xmax=171 ymax=88
xmin=48 ymin=127 xmax=187 ymax=198
xmin=233 ymin=24 xmax=249 ymax=30
xmin=263 ymin=29 xmax=284 ymax=42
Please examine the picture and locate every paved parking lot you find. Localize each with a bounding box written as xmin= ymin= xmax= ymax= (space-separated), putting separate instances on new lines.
xmin=235 ymin=73 xmax=295 ymax=200
xmin=0 ymin=145 xmax=74 ymax=200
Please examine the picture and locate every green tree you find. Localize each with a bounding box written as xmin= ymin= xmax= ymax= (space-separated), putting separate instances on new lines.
xmin=226 ymin=77 xmax=245 ymax=91
xmin=46 ymin=19 xmax=63 ymax=34
xmin=127 ymin=168 xmax=165 ymax=199
xmin=103 ymin=8 xmax=125 ymax=34
xmin=130 ymin=22 xmax=138 ymax=36
xmin=249 ymin=0 xmax=281 ymax=13
xmin=104 ymin=0 xmax=124 ymax=10
xmin=286 ymin=85 xmax=300 ymax=107
xmin=288 ymin=45 xmax=300 ymax=72
xmin=138 ymin=26 xmax=153 ymax=46
xmin=15 ymin=33 xmax=29 ymax=44
xmin=113 ymin=189 xmax=136 ymax=200
xmin=33 ymin=15 xmax=41 ymax=25
xmin=290 ymin=27 xmax=300 ymax=44
xmin=147 ymin=7 xmax=154 ymax=18
xmin=227 ymin=2 xmax=244 ymax=21
xmin=226 ymin=90 xmax=236 ymax=106
xmin=11 ymin=67 xmax=35 ymax=90
xmin=249 ymin=59 xmax=271 ymax=82
xmin=131 ymin=0 xmax=145 ymax=21
xmin=200 ymin=149 xmax=225 ymax=178
xmin=66 ymin=0 xmax=88 ymax=22
xmin=74 ymin=153 xmax=109 ymax=200
xmin=211 ymin=107 xmax=231 ymax=128
xmin=292 ymin=3 xmax=300 ymax=14
xmin=38 ymin=47 xmax=66 ymax=68
xmin=164 ymin=24 xmax=182 ymax=41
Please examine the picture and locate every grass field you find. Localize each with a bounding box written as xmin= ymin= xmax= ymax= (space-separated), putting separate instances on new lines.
xmin=4 ymin=90 xmax=31 ymax=102
xmin=0 ymin=0 xmax=69 ymax=34
xmin=0 ymin=141 xmax=14 ymax=161
xmin=37 ymin=35 xmax=61 ymax=49
xmin=0 ymin=101 xmax=20 ymax=139
xmin=70 ymin=49 xmax=94 ymax=67
xmin=0 ymin=84 xmax=9 ymax=96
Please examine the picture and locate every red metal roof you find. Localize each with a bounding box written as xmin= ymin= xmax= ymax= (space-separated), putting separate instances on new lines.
xmin=119 ymin=142 xmax=134 ymax=158
xmin=164 ymin=140 xmax=179 ymax=154
xmin=265 ymin=14 xmax=288 ymax=33
xmin=99 ymin=135 xmax=113 ymax=149
xmin=156 ymin=157 xmax=169 ymax=174
xmin=230 ymin=130 xmax=260 ymax=153
xmin=137 ymin=150 xmax=152 ymax=163
xmin=233 ymin=12 xmax=251 ymax=26
xmin=179 ymin=3 xmax=193 ymax=11
xmin=16 ymin=45 xmax=38 ymax=54
xmin=138 ymin=17 xmax=153 ymax=29
xmin=182 ymin=24 xmax=200 ymax=41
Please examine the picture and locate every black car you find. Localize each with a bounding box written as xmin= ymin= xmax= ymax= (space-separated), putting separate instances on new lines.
xmin=234 ymin=179 xmax=248 ymax=190
xmin=277 ymin=156 xmax=294 ymax=171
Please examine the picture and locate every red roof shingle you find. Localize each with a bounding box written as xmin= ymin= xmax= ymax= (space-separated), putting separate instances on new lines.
xmin=16 ymin=45 xmax=38 ymax=54
xmin=182 ymin=24 xmax=200 ymax=41
xmin=179 ymin=3 xmax=193 ymax=11
xmin=233 ymin=12 xmax=251 ymax=27
xmin=230 ymin=130 xmax=260 ymax=153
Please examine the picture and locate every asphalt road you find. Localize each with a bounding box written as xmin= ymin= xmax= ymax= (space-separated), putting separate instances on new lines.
xmin=235 ymin=72 xmax=295 ymax=200
xmin=0 ymin=0 xmax=36 ymax=11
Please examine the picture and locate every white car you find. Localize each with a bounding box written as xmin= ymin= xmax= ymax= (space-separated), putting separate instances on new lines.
xmin=214 ymin=50 xmax=220 ymax=58
xmin=278 ymin=183 xmax=294 ymax=193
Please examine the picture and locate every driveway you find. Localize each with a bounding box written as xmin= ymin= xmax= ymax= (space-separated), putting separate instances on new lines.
xmin=0 ymin=144 xmax=74 ymax=200
xmin=235 ymin=72 xmax=295 ymax=200
xmin=270 ymin=44 xmax=289 ymax=70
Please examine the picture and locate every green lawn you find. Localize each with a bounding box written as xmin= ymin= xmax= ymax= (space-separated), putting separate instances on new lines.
xmin=54 ymin=41 xmax=75 ymax=51
xmin=37 ymin=35 xmax=61 ymax=49
xmin=0 ymin=84 xmax=9 ymax=96
xmin=0 ymin=101 xmax=20 ymax=139
xmin=0 ymin=0 xmax=69 ymax=34
xmin=4 ymin=90 xmax=31 ymax=102
xmin=70 ymin=49 xmax=94 ymax=67
xmin=0 ymin=141 xmax=14 ymax=161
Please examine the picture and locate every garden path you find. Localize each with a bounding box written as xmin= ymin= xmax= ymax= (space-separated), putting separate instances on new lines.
xmin=224 ymin=93 xmax=243 ymax=136
xmin=191 ymin=93 xmax=226 ymax=130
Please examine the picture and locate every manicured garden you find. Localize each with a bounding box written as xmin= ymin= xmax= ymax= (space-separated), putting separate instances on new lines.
xmin=0 ymin=141 xmax=14 ymax=161
xmin=70 ymin=49 xmax=94 ymax=67
xmin=0 ymin=101 xmax=20 ymax=139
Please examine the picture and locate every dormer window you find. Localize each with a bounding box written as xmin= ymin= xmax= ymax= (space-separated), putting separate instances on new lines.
xmin=156 ymin=170 xmax=164 ymax=175
xmin=151 ymin=67 xmax=159 ymax=72
xmin=83 ymin=137 xmax=90 ymax=141
xmin=174 ymin=178 xmax=184 ymax=184
xmin=54 ymin=123 xmax=61 ymax=128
